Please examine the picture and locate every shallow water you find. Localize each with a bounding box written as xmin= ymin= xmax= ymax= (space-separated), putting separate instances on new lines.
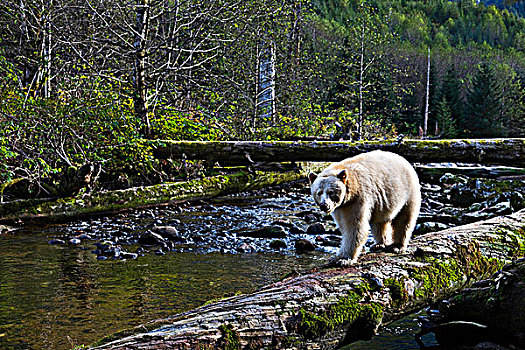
xmin=0 ymin=227 xmax=326 ymax=349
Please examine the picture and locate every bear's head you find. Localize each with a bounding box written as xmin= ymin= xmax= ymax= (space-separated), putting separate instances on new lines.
xmin=308 ymin=169 xmax=348 ymax=214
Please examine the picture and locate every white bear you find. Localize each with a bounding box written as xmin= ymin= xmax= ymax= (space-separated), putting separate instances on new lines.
xmin=309 ymin=150 xmax=421 ymax=265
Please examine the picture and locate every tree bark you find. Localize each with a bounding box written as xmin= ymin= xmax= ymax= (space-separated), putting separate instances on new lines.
xmin=150 ymin=138 xmax=525 ymax=167
xmin=90 ymin=210 xmax=525 ymax=350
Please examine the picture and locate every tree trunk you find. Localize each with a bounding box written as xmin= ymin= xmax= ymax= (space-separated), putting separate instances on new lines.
xmin=423 ymin=47 xmax=430 ymax=137
xmin=134 ymin=0 xmax=151 ymax=137
xmin=358 ymin=13 xmax=365 ymax=140
xmin=90 ymin=210 xmax=525 ymax=350
xmin=150 ymin=138 xmax=525 ymax=167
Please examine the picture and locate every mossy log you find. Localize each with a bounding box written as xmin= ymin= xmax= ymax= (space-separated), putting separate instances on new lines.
xmin=0 ymin=165 xmax=325 ymax=224
xmin=150 ymin=138 xmax=525 ymax=167
xmin=91 ymin=210 xmax=525 ymax=350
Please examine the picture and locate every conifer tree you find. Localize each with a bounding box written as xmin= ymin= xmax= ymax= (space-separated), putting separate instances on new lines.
xmin=435 ymin=96 xmax=459 ymax=138
xmin=465 ymin=62 xmax=504 ymax=137
xmin=440 ymin=66 xmax=464 ymax=133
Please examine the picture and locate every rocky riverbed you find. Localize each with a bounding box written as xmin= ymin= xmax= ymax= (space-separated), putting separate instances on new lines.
xmin=41 ymin=170 xmax=525 ymax=262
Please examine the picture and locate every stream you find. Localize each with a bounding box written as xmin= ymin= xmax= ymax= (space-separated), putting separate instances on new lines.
xmin=1 ymin=171 xmax=523 ymax=349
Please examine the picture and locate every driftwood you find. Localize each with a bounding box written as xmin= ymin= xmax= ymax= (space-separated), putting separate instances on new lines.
xmin=91 ymin=210 xmax=525 ymax=350
xmin=150 ymin=138 xmax=525 ymax=167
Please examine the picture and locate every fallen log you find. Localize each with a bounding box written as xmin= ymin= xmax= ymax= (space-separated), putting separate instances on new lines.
xmin=0 ymin=165 xmax=325 ymax=224
xmin=150 ymin=138 xmax=525 ymax=167
xmin=90 ymin=210 xmax=525 ymax=350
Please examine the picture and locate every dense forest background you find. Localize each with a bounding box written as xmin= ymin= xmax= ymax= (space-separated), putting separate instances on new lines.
xmin=1 ymin=0 xmax=525 ymax=197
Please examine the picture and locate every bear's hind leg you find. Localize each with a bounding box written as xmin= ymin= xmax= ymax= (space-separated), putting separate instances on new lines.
xmin=390 ymin=201 xmax=419 ymax=253
xmin=370 ymin=222 xmax=391 ymax=252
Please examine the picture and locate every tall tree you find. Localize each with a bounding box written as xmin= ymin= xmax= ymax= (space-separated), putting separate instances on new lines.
xmin=440 ymin=65 xmax=464 ymax=133
xmin=465 ymin=61 xmax=504 ymax=137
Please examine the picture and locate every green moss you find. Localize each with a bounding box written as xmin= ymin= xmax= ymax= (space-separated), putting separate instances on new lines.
xmin=411 ymin=257 xmax=465 ymax=300
xmin=384 ymin=278 xmax=409 ymax=308
xmin=217 ymin=324 xmax=241 ymax=350
xmin=410 ymin=241 xmax=507 ymax=302
xmin=297 ymin=287 xmax=384 ymax=340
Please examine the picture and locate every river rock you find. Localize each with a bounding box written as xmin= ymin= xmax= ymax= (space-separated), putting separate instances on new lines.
xmin=121 ymin=252 xmax=138 ymax=260
xmin=68 ymin=238 xmax=82 ymax=245
xmin=414 ymin=222 xmax=450 ymax=235
xmin=237 ymin=243 xmax=256 ymax=253
xmin=320 ymin=239 xmax=340 ymax=247
xmin=295 ymin=238 xmax=317 ymax=253
xmin=237 ymin=226 xmax=287 ymax=239
xmin=460 ymin=210 xmax=494 ymax=224
xmin=307 ymin=223 xmax=326 ymax=235
xmin=297 ymin=211 xmax=322 ymax=223
xmin=138 ymin=231 xmax=166 ymax=245
xmin=271 ymin=220 xmax=294 ymax=228
xmin=439 ymin=173 xmax=469 ymax=187
xmin=152 ymin=226 xmax=186 ymax=242
xmin=269 ymin=239 xmax=287 ymax=250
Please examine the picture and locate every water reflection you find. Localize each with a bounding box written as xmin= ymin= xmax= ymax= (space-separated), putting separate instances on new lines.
xmin=0 ymin=228 xmax=322 ymax=350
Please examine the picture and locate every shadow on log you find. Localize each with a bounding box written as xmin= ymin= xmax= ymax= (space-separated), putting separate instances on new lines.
xmin=90 ymin=210 xmax=525 ymax=350
xmin=150 ymin=138 xmax=525 ymax=167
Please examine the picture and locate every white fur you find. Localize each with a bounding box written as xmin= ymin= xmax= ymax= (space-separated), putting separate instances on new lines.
xmin=309 ymin=150 xmax=421 ymax=265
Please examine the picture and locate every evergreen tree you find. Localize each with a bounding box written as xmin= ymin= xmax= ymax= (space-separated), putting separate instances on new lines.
xmin=440 ymin=66 xmax=465 ymax=132
xmin=465 ymin=62 xmax=504 ymax=137
xmin=435 ymin=96 xmax=459 ymax=138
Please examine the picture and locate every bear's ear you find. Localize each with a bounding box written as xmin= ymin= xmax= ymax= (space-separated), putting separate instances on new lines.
xmin=337 ymin=169 xmax=348 ymax=182
xmin=308 ymin=172 xmax=318 ymax=184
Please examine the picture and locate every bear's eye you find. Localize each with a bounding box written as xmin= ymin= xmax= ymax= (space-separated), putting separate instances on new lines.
xmin=326 ymin=189 xmax=334 ymax=196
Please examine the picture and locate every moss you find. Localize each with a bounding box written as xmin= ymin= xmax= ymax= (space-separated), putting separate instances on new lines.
xmin=410 ymin=241 xmax=507 ymax=302
xmin=217 ymin=324 xmax=241 ymax=350
xmin=384 ymin=278 xmax=409 ymax=308
xmin=297 ymin=287 xmax=384 ymax=340
xmin=280 ymin=336 xmax=302 ymax=348
xmin=411 ymin=257 xmax=465 ymax=300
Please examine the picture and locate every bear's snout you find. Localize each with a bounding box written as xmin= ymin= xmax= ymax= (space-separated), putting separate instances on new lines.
xmin=319 ymin=202 xmax=329 ymax=212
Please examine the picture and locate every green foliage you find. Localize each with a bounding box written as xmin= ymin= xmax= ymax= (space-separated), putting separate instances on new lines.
xmin=297 ymin=289 xmax=383 ymax=340
xmin=435 ymin=96 xmax=459 ymax=138
xmin=465 ymin=62 xmax=505 ymax=137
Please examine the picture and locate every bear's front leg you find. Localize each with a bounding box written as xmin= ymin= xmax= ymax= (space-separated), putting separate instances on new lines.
xmin=331 ymin=208 xmax=370 ymax=266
